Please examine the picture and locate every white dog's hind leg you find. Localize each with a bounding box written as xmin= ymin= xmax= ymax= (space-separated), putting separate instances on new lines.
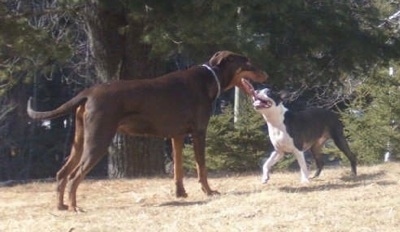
xmin=262 ymin=151 xmax=284 ymax=184
xmin=293 ymin=151 xmax=310 ymax=183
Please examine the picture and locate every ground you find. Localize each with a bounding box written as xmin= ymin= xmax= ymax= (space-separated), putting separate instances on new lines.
xmin=1 ymin=163 xmax=399 ymax=232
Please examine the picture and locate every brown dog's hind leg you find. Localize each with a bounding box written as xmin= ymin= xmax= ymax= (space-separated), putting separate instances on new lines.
xmin=192 ymin=131 xmax=219 ymax=196
xmin=66 ymin=144 xmax=110 ymax=212
xmin=66 ymin=117 xmax=117 ymax=212
xmin=56 ymin=106 xmax=85 ymax=210
xmin=56 ymin=145 xmax=82 ymax=210
xmin=171 ymin=135 xmax=188 ymax=198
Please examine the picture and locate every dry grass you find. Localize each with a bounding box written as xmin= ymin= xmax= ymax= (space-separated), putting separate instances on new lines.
xmin=1 ymin=163 xmax=399 ymax=232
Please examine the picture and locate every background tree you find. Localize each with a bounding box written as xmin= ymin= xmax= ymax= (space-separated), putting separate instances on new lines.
xmin=238 ymin=0 xmax=400 ymax=107
xmin=341 ymin=65 xmax=400 ymax=163
xmin=0 ymin=0 xmax=76 ymax=179
xmin=1 ymin=0 xmax=400 ymax=180
xmin=81 ymin=0 xmax=168 ymax=177
xmin=341 ymin=1 xmax=400 ymax=163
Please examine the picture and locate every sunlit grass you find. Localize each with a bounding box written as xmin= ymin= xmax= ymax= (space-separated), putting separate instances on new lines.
xmin=1 ymin=163 xmax=399 ymax=231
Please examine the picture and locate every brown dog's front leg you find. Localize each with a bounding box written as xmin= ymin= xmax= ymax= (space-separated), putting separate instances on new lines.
xmin=172 ymin=136 xmax=188 ymax=198
xmin=192 ymin=132 xmax=220 ymax=196
xmin=198 ymin=166 xmax=219 ymax=196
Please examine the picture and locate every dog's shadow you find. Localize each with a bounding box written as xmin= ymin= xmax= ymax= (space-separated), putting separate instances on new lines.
xmin=279 ymin=170 xmax=396 ymax=193
xmin=156 ymin=200 xmax=209 ymax=207
xmin=339 ymin=170 xmax=385 ymax=182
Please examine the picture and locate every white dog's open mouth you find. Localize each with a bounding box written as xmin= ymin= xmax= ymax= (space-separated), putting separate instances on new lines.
xmin=253 ymin=97 xmax=273 ymax=109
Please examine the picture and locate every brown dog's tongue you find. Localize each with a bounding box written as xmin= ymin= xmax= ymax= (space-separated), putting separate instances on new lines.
xmin=241 ymin=78 xmax=256 ymax=98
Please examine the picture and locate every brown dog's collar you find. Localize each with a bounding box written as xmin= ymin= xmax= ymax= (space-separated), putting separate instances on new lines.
xmin=201 ymin=64 xmax=221 ymax=99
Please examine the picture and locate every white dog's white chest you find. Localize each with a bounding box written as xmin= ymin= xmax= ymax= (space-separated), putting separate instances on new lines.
xmin=268 ymin=124 xmax=296 ymax=153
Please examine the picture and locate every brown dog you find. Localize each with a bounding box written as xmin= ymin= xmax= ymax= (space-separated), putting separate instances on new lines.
xmin=27 ymin=51 xmax=268 ymax=211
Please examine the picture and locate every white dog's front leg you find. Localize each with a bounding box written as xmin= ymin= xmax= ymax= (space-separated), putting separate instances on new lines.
xmin=262 ymin=151 xmax=283 ymax=184
xmin=294 ymin=151 xmax=309 ymax=183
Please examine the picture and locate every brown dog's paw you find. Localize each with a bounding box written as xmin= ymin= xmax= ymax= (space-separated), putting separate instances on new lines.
xmin=207 ymin=190 xmax=220 ymax=196
xmin=202 ymin=187 xmax=220 ymax=196
xmin=68 ymin=206 xmax=85 ymax=213
xmin=176 ymin=190 xmax=188 ymax=198
xmin=57 ymin=204 xmax=68 ymax=211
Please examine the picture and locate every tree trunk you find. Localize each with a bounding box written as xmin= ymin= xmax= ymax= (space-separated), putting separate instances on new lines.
xmin=84 ymin=0 xmax=165 ymax=178
xmin=108 ymin=135 xmax=165 ymax=177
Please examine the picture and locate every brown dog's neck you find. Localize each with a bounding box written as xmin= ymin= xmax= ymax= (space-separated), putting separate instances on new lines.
xmin=201 ymin=64 xmax=221 ymax=100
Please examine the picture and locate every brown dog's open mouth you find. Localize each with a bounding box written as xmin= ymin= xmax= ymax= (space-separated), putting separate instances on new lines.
xmin=253 ymin=97 xmax=273 ymax=109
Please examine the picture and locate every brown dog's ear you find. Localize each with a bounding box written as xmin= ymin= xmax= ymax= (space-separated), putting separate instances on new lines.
xmin=209 ymin=51 xmax=234 ymax=66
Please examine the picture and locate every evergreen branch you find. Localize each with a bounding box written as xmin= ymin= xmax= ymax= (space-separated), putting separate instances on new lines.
xmin=0 ymin=1 xmax=84 ymax=20
xmin=0 ymin=104 xmax=16 ymax=121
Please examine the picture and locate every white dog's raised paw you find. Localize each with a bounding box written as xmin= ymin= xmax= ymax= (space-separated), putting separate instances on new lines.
xmin=300 ymin=178 xmax=310 ymax=184
xmin=261 ymin=177 xmax=269 ymax=184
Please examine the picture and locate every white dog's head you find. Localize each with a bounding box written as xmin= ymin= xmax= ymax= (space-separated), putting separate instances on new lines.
xmin=252 ymin=88 xmax=282 ymax=112
xmin=241 ymin=79 xmax=283 ymax=115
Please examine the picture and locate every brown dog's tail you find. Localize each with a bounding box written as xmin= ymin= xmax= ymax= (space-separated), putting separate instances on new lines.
xmin=27 ymin=92 xmax=88 ymax=120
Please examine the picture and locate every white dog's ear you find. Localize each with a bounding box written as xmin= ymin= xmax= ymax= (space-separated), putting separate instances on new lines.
xmin=278 ymin=90 xmax=291 ymax=101
xmin=278 ymin=90 xmax=299 ymax=105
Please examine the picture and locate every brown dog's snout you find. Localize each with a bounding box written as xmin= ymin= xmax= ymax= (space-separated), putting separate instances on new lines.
xmin=245 ymin=63 xmax=268 ymax=82
xmin=252 ymin=70 xmax=268 ymax=84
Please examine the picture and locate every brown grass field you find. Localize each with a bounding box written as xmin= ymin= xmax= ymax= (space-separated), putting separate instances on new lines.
xmin=1 ymin=163 xmax=399 ymax=232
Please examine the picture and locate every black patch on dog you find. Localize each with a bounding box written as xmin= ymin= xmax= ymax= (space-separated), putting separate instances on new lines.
xmin=283 ymin=108 xmax=340 ymax=151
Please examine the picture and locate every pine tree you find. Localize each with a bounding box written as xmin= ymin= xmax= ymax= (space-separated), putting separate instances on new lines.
xmin=342 ymin=65 xmax=400 ymax=163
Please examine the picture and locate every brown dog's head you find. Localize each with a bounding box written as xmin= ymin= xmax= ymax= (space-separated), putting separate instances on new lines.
xmin=208 ymin=51 xmax=268 ymax=93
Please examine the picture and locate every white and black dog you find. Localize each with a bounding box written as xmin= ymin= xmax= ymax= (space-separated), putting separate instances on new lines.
xmin=241 ymin=79 xmax=357 ymax=183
